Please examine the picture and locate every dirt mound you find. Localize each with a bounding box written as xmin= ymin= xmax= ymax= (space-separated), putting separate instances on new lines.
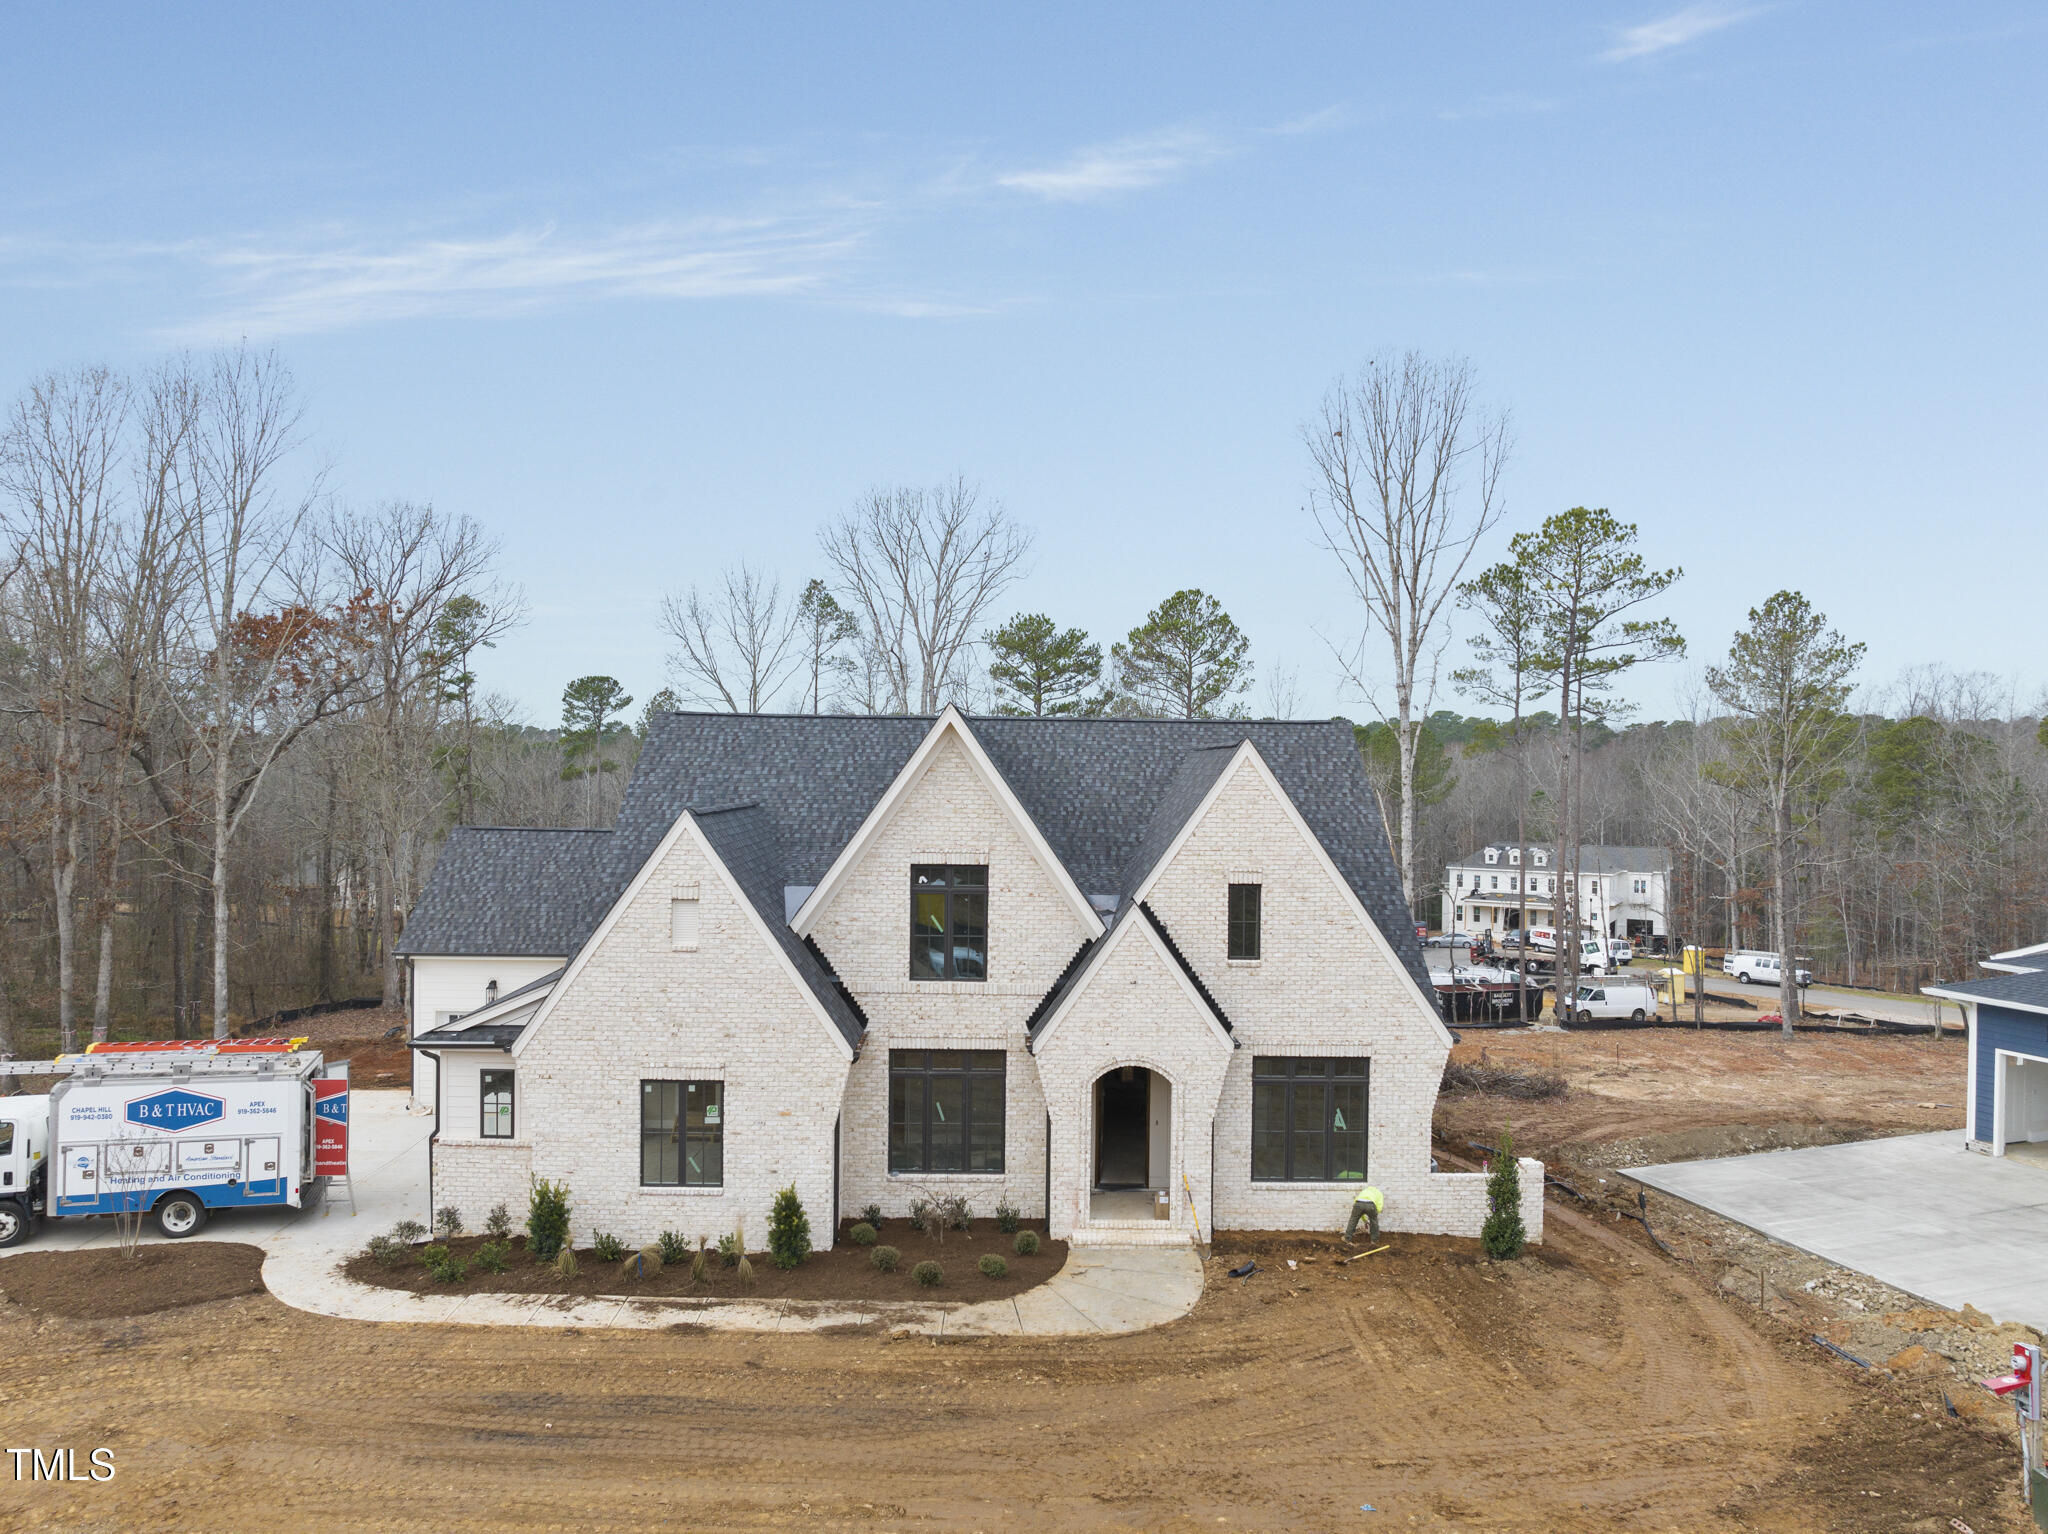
xmin=1440 ymin=1060 xmax=1568 ymax=1098
xmin=0 ymin=1242 xmax=266 ymax=1318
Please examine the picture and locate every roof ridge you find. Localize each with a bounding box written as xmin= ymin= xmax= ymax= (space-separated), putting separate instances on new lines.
xmin=448 ymin=824 xmax=614 ymax=834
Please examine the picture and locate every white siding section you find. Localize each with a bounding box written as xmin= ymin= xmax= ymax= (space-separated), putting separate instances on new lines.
xmin=409 ymin=956 xmax=563 ymax=1108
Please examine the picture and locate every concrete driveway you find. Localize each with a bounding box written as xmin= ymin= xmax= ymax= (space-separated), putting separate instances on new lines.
xmin=1630 ymin=1131 xmax=2048 ymax=1331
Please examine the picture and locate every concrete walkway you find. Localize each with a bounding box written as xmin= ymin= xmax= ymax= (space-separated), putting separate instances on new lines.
xmin=1630 ymin=1130 xmax=2048 ymax=1331
xmin=3 ymin=1091 xmax=1204 ymax=1337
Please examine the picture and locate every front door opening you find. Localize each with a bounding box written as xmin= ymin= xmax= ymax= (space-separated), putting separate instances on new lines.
xmin=1095 ymin=1068 xmax=1150 ymax=1190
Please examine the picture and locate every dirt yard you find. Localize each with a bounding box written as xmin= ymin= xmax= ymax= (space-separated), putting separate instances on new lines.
xmin=0 ymin=1197 xmax=2024 ymax=1531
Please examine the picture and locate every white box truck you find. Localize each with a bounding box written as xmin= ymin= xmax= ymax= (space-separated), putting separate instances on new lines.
xmin=0 ymin=1040 xmax=342 ymax=1248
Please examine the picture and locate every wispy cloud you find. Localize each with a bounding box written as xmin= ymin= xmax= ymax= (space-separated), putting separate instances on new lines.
xmin=143 ymin=214 xmax=869 ymax=340
xmin=1272 ymin=105 xmax=1350 ymax=137
xmin=1602 ymin=4 xmax=1762 ymax=63
xmin=996 ymin=129 xmax=1224 ymax=202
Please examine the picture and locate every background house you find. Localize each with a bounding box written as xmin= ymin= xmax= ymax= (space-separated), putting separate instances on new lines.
xmin=1925 ymin=941 xmax=2048 ymax=1163
xmin=1440 ymin=843 xmax=1670 ymax=944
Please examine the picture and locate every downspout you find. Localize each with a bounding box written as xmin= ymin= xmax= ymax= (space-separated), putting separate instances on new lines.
xmin=422 ymin=1047 xmax=442 ymax=1225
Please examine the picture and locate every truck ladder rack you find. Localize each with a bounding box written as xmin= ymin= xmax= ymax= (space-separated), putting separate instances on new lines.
xmin=2 ymin=1052 xmax=320 ymax=1080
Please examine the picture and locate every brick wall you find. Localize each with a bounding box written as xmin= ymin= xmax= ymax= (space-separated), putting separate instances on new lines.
xmin=815 ymin=732 xmax=1092 ymax=1223
xmin=514 ymin=817 xmax=854 ymax=1252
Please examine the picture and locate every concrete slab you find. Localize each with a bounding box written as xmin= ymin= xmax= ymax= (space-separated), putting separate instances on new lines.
xmin=1630 ymin=1130 xmax=2048 ymax=1331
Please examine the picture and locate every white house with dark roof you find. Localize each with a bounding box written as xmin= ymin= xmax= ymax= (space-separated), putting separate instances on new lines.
xmin=398 ymin=709 xmax=1542 ymax=1248
xmin=1440 ymin=843 xmax=1670 ymax=944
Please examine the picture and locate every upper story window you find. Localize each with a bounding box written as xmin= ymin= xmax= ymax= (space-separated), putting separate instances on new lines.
xmin=1633 ymin=878 xmax=1647 ymax=894
xmin=1489 ymin=875 xmax=1499 ymax=890
xmin=1455 ymin=872 xmax=1464 ymax=888
xmin=1533 ymin=851 xmax=1548 ymax=867
xmin=1227 ymin=882 xmax=1262 ymax=960
xmin=1484 ymin=848 xmax=1499 ymax=865
xmin=480 ymin=1069 xmax=514 ymax=1139
xmin=911 ymin=865 xmax=987 ymax=981
xmin=1508 ymin=848 xmax=1520 ymax=864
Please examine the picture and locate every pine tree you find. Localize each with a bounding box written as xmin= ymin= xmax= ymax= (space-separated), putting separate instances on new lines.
xmin=985 ymin=612 xmax=1103 ymax=716
xmin=1480 ymin=1127 xmax=1526 ymax=1260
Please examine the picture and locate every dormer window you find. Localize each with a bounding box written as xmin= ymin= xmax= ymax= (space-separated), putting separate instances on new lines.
xmin=911 ymin=865 xmax=988 ymax=981
xmin=1533 ymin=851 xmax=1548 ymax=867
xmin=1508 ymin=848 xmax=1520 ymax=865
xmin=1484 ymin=848 xmax=1499 ymax=865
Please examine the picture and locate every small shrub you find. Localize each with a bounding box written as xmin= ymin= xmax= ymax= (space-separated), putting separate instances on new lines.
xmin=434 ymin=1205 xmax=464 ymax=1240
xmin=1481 ymin=1125 xmax=1527 ymax=1261
xmin=656 ymin=1229 xmax=690 ymax=1266
xmin=870 ymin=1244 xmax=901 ymax=1273
xmin=484 ymin=1202 xmax=512 ymax=1239
xmin=527 ymin=1178 xmax=572 ymax=1262
xmin=474 ymin=1241 xmax=510 ymax=1274
xmin=718 ymin=1232 xmax=742 ymax=1267
xmin=591 ymin=1231 xmax=628 ymax=1264
xmin=994 ymin=1200 xmax=1020 ymax=1235
xmin=978 ymin=1254 xmax=1008 ymax=1280
xmin=364 ymin=1235 xmax=401 ymax=1267
xmin=690 ymin=1243 xmax=708 ymax=1285
xmin=848 ymin=1222 xmax=877 ymax=1246
xmin=392 ymin=1219 xmax=427 ymax=1246
xmin=906 ymin=1196 xmax=931 ymax=1232
xmin=768 ymin=1184 xmax=812 ymax=1271
xmin=1013 ymin=1230 xmax=1040 ymax=1257
xmin=550 ymin=1245 xmax=578 ymax=1280
xmin=859 ymin=1203 xmax=882 ymax=1229
xmin=735 ymin=1254 xmax=754 ymax=1290
xmin=422 ymin=1244 xmax=468 ymax=1283
xmin=621 ymin=1246 xmax=663 ymax=1280
xmin=912 ymin=1261 xmax=943 ymax=1288
xmin=935 ymin=1192 xmax=971 ymax=1232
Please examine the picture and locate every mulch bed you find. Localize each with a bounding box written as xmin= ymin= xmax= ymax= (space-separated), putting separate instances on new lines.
xmin=0 ymin=1242 xmax=268 ymax=1318
xmin=344 ymin=1217 xmax=1067 ymax=1303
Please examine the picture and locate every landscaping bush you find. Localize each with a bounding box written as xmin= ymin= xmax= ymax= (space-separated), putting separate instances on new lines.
xmin=718 ymin=1231 xmax=742 ymax=1267
xmin=936 ymin=1192 xmax=971 ymax=1232
xmin=912 ymin=1261 xmax=943 ymax=1288
xmin=392 ymin=1219 xmax=427 ymax=1246
xmin=484 ymin=1202 xmax=512 ymax=1239
xmin=621 ymin=1246 xmax=663 ymax=1280
xmin=736 ymin=1254 xmax=754 ymax=1290
xmin=978 ymin=1254 xmax=1007 ymax=1280
xmin=905 ymin=1196 xmax=931 ymax=1232
xmin=656 ymin=1229 xmax=690 ymax=1267
xmin=1481 ymin=1126 xmax=1527 ymax=1261
xmin=527 ymin=1178 xmax=572 ymax=1262
xmin=1013 ymin=1230 xmax=1040 ymax=1257
xmin=434 ymin=1205 xmax=464 ymax=1240
xmin=859 ymin=1203 xmax=882 ymax=1229
xmin=848 ymin=1222 xmax=877 ymax=1246
xmin=474 ymin=1241 xmax=510 ymax=1274
xmin=870 ymin=1244 xmax=901 ymax=1273
xmin=422 ymin=1244 xmax=468 ymax=1283
xmin=364 ymin=1234 xmax=403 ymax=1267
xmin=592 ymin=1231 xmax=628 ymax=1264
xmin=768 ymin=1184 xmax=812 ymax=1270
xmin=994 ymin=1200 xmax=1020 ymax=1234
xmin=550 ymin=1245 xmax=578 ymax=1279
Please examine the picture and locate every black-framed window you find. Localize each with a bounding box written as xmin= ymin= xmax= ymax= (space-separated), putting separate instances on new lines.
xmin=480 ymin=1069 xmax=514 ymax=1139
xmin=1251 ymin=1057 xmax=1367 ymax=1182
xmin=641 ymin=1079 xmax=723 ymax=1186
xmin=1228 ymin=882 xmax=1262 ymax=960
xmin=911 ymin=865 xmax=987 ymax=981
xmin=889 ymin=1050 xmax=1004 ymax=1173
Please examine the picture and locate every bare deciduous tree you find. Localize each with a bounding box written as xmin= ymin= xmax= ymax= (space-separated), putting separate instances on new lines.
xmin=1308 ymin=351 xmax=1511 ymax=911
xmin=820 ymin=478 xmax=1031 ymax=714
xmin=659 ymin=563 xmax=803 ymax=713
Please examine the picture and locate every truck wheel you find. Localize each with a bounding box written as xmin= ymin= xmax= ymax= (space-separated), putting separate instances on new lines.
xmin=1737 ymin=972 xmax=1751 ymax=985
xmin=1630 ymin=1008 xmax=1646 ymax=1022
xmin=154 ymin=1192 xmax=208 ymax=1239
xmin=1576 ymin=1009 xmax=1593 ymax=1023
xmin=0 ymin=1200 xmax=29 ymax=1249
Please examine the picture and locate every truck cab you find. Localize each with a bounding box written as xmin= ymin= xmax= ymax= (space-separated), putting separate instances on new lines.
xmin=0 ymin=1096 xmax=50 ymax=1247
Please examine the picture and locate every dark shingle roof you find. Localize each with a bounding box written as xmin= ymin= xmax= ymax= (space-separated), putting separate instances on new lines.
xmin=401 ymin=714 xmax=1430 ymax=998
xmin=1454 ymin=843 xmax=1670 ymax=874
xmin=395 ymin=828 xmax=615 ymax=956
xmin=1928 ymin=966 xmax=2048 ymax=1012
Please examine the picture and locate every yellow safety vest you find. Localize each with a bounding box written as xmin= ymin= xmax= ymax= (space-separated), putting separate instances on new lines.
xmin=1354 ymin=1184 xmax=1384 ymax=1212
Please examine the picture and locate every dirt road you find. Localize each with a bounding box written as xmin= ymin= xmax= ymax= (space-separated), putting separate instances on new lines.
xmin=0 ymin=1196 xmax=2019 ymax=1532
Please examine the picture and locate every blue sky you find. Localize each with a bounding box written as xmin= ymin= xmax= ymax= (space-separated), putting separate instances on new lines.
xmin=5 ymin=4 xmax=2044 ymax=726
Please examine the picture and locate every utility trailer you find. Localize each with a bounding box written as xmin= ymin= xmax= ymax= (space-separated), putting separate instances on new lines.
xmin=0 ymin=1039 xmax=348 ymax=1247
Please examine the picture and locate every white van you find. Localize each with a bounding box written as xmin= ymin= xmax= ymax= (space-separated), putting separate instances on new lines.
xmin=1722 ymin=950 xmax=1812 ymax=988
xmin=1564 ymin=979 xmax=1659 ymax=1023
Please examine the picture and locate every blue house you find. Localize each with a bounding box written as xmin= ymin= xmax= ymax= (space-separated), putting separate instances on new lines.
xmin=1925 ymin=942 xmax=2048 ymax=1163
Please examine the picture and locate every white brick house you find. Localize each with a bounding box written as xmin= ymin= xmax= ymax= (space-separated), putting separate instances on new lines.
xmin=399 ymin=709 xmax=1541 ymax=1249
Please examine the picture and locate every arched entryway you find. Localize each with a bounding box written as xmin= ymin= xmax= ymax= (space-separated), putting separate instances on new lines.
xmin=1091 ymin=1065 xmax=1171 ymax=1221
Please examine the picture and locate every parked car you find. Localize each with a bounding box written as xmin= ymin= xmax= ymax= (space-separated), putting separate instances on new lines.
xmin=1722 ymin=949 xmax=1812 ymax=988
xmin=1565 ymin=979 xmax=1659 ymax=1023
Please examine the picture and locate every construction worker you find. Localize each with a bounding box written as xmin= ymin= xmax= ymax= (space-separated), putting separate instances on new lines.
xmin=1344 ymin=1183 xmax=1384 ymax=1244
